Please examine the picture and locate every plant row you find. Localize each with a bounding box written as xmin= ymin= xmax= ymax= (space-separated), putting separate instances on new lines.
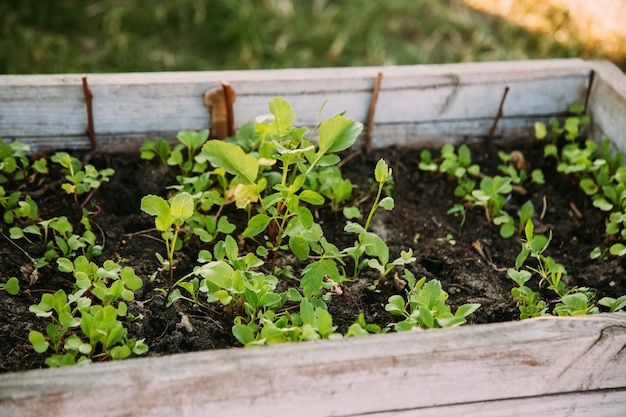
xmin=1 ymin=100 xmax=625 ymax=368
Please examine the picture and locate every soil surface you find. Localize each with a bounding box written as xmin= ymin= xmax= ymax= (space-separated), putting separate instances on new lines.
xmin=1 ymin=138 xmax=624 ymax=373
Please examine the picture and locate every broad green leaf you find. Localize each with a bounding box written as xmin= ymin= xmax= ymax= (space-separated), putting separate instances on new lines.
xmin=28 ymin=331 xmax=50 ymax=353
xmin=301 ymin=259 xmax=340 ymax=299
xmin=299 ymin=190 xmax=324 ymax=205
xmin=2 ymin=277 xmax=19 ymax=295
xmin=232 ymin=324 xmax=255 ymax=345
xmin=141 ymin=195 xmax=173 ymax=231
xmin=300 ymin=298 xmax=315 ymax=326
xmin=243 ymin=214 xmax=272 ymax=237
xmin=419 ymin=306 xmax=435 ymax=328
xmin=170 ymin=192 xmax=194 ymax=220
xmin=318 ymin=114 xmax=362 ymax=154
xmin=268 ymin=97 xmax=295 ymax=137
xmin=385 ymin=295 xmax=406 ymax=315
xmin=455 ymin=303 xmax=480 ymax=318
xmin=196 ymin=260 xmax=234 ymax=289
xmin=289 ymin=236 xmax=310 ymax=260
xmin=201 ymin=140 xmax=258 ymax=184
xmin=56 ymin=258 xmax=74 ymax=273
xmin=315 ymin=308 xmax=335 ymax=338
xmin=121 ymin=267 xmax=143 ymax=291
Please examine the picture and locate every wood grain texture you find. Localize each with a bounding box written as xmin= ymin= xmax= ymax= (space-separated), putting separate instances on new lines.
xmin=1 ymin=314 xmax=625 ymax=417
xmin=0 ymin=59 xmax=594 ymax=153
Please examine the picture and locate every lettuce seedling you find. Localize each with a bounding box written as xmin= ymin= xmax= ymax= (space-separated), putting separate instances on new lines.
xmin=385 ymin=271 xmax=480 ymax=330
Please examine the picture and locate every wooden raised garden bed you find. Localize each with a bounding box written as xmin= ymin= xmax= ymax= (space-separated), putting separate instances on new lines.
xmin=1 ymin=59 xmax=626 ymax=416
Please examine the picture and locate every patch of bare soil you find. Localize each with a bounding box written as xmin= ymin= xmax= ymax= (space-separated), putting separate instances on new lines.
xmin=1 ymin=139 xmax=624 ymax=373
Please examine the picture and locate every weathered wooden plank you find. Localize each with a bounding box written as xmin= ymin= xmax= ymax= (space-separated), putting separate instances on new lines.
xmin=1 ymin=314 xmax=625 ymax=417
xmin=0 ymin=59 xmax=591 ymax=153
xmin=367 ymin=389 xmax=626 ymax=417
xmin=588 ymin=60 xmax=626 ymax=153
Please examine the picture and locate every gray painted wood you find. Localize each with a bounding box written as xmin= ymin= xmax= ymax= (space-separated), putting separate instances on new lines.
xmin=1 ymin=314 xmax=625 ymax=417
xmin=0 ymin=59 xmax=596 ymax=153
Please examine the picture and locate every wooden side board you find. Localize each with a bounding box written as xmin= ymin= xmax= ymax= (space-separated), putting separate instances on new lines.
xmin=0 ymin=59 xmax=596 ymax=152
xmin=1 ymin=314 xmax=625 ymax=417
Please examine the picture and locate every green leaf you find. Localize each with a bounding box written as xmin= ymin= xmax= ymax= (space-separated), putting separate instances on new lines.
xmin=200 ymin=140 xmax=259 ymax=184
xmin=317 ymin=114 xmax=362 ymax=155
xmin=121 ymin=267 xmax=143 ymax=291
xmin=243 ymin=214 xmax=272 ymax=237
xmin=141 ymin=195 xmax=173 ymax=231
xmin=455 ymin=303 xmax=480 ymax=318
xmin=534 ymin=122 xmax=547 ymax=139
xmin=342 ymin=206 xmax=361 ymax=219
xmin=378 ymin=196 xmax=394 ymax=211
xmin=300 ymin=298 xmax=315 ymax=326
xmin=374 ymin=159 xmax=391 ymax=183
xmin=299 ymin=190 xmax=325 ymax=205
xmin=419 ymin=306 xmax=435 ymax=328
xmin=301 ymin=259 xmax=340 ymax=299
xmin=232 ymin=324 xmax=255 ymax=345
xmin=170 ymin=192 xmax=194 ymax=220
xmin=2 ymin=277 xmax=19 ymax=295
xmin=385 ymin=295 xmax=406 ymax=315
xmin=269 ymin=97 xmax=295 ymax=136
xmin=196 ymin=261 xmax=234 ymax=289
xmin=289 ymin=236 xmax=310 ymax=260
xmin=57 ymin=258 xmax=74 ymax=273
xmin=28 ymin=330 xmax=50 ymax=353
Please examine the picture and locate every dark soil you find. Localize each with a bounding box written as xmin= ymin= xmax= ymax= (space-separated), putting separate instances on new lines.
xmin=1 ymin=139 xmax=625 ymax=374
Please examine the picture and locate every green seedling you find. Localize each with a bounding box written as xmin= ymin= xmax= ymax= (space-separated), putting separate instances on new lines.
xmin=51 ymin=152 xmax=114 ymax=209
xmin=507 ymin=268 xmax=547 ymax=319
xmin=0 ymin=187 xmax=38 ymax=225
xmin=203 ymin=97 xmax=361 ymax=277
xmin=535 ymin=102 xmax=590 ymax=144
xmin=598 ymin=295 xmax=626 ymax=313
xmin=307 ymin=166 xmax=354 ymax=212
xmin=0 ymin=277 xmax=19 ymax=295
xmin=344 ymin=312 xmax=383 ymax=337
xmin=385 ymin=270 xmax=480 ymax=330
xmin=232 ymin=297 xmax=340 ymax=346
xmin=56 ymin=255 xmax=143 ymax=308
xmin=141 ymin=192 xmax=194 ymax=290
xmin=510 ymin=220 xmax=599 ymax=317
xmin=29 ymin=288 xmax=148 ymax=367
xmin=140 ymin=130 xmax=210 ymax=178
xmin=10 ymin=216 xmax=103 ymax=267
xmin=344 ymin=159 xmax=410 ymax=280
xmin=0 ymin=137 xmax=47 ymax=184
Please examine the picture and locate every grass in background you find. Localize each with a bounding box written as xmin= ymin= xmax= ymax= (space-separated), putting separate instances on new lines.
xmin=1 ymin=0 xmax=622 ymax=74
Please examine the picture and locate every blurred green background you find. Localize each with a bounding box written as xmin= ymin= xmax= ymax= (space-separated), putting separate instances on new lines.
xmin=2 ymin=0 xmax=624 ymax=74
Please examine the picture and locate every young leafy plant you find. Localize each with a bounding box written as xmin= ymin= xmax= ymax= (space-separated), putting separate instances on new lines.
xmin=385 ymin=270 xmax=480 ymax=330
xmin=51 ymin=152 xmax=114 ymax=209
xmin=140 ymin=192 xmax=194 ymax=290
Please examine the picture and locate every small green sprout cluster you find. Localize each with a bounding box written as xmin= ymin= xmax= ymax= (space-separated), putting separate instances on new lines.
xmin=537 ymin=103 xmax=626 ymax=258
xmin=419 ymin=143 xmax=543 ymax=238
xmin=508 ymin=220 xmax=625 ymax=318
